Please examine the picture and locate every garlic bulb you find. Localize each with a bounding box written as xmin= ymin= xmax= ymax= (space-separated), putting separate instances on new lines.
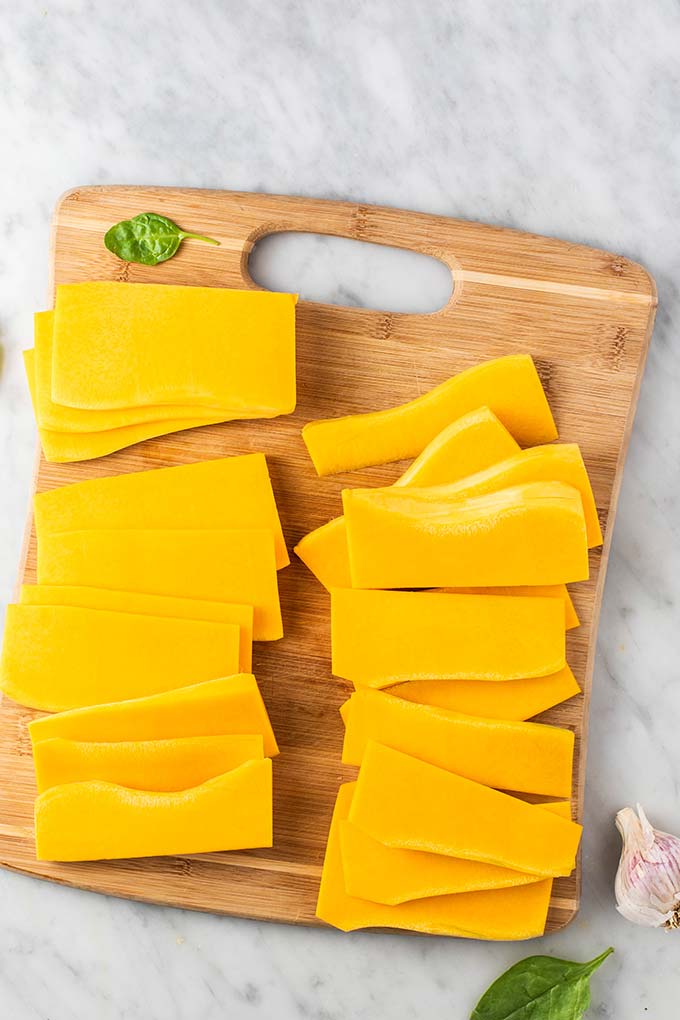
xmin=615 ymin=804 xmax=680 ymax=929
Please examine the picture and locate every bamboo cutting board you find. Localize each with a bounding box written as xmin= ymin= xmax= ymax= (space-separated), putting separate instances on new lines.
xmin=0 ymin=187 xmax=656 ymax=935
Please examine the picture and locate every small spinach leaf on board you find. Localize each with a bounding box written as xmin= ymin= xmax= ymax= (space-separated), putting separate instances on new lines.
xmin=470 ymin=947 xmax=613 ymax=1020
xmin=104 ymin=212 xmax=220 ymax=266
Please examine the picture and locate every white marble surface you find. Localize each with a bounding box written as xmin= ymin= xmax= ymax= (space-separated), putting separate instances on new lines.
xmin=1 ymin=0 xmax=679 ymax=1016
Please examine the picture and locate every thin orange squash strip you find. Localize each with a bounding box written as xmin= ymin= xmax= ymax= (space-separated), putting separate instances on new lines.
xmin=28 ymin=674 xmax=279 ymax=757
xmin=19 ymin=585 xmax=253 ymax=673
xmin=24 ymin=350 xmax=227 ymax=463
xmin=395 ymin=444 xmax=601 ymax=547
xmin=0 ymin=605 xmax=241 ymax=712
xmin=33 ymin=311 xmax=262 ymax=433
xmin=349 ymin=743 xmax=582 ymax=877
xmin=340 ymin=801 xmax=571 ymax=905
xmin=37 ymin=528 xmax=282 ymax=640
xmin=295 ymin=406 xmax=519 ymax=588
xmin=315 ymin=782 xmax=554 ymax=938
xmin=35 ymin=759 xmax=273 ymax=861
xmin=33 ymin=734 xmax=265 ymax=793
xmin=384 ymin=666 xmax=581 ymax=721
xmin=344 ymin=480 xmax=589 ymax=588
xmin=51 ymin=282 xmax=296 ymax=413
xmin=302 ymin=354 xmax=556 ymax=476
xmin=342 ymin=688 xmax=574 ymax=797
xmin=331 ymin=589 xmax=565 ymax=687
xmin=33 ymin=452 xmax=288 ymax=569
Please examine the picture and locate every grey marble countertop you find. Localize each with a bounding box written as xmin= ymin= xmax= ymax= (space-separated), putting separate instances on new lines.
xmin=1 ymin=1 xmax=679 ymax=1017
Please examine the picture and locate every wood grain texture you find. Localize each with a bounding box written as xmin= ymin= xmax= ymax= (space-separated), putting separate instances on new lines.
xmin=0 ymin=187 xmax=656 ymax=935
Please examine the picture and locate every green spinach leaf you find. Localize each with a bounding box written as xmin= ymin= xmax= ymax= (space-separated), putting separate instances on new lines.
xmin=104 ymin=212 xmax=220 ymax=266
xmin=470 ymin=947 xmax=613 ymax=1020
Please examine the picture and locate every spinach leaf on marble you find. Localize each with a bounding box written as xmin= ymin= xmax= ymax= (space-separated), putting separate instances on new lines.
xmin=470 ymin=947 xmax=613 ymax=1020
xmin=104 ymin=212 xmax=220 ymax=265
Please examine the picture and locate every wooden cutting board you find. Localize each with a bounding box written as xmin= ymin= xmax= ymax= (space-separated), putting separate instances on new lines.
xmin=0 ymin=187 xmax=656 ymax=934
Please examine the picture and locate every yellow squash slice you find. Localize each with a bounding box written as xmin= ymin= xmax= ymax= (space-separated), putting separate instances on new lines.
xmin=342 ymin=688 xmax=574 ymax=797
xmin=349 ymin=743 xmax=581 ymax=877
xmin=24 ymin=350 xmax=226 ymax=462
xmin=29 ymin=674 xmax=279 ymax=757
xmin=33 ymin=734 xmax=264 ymax=793
xmin=33 ymin=311 xmax=255 ymax=433
xmin=35 ymin=759 xmax=273 ymax=861
xmin=405 ymin=444 xmax=601 ymax=547
xmin=19 ymin=585 xmax=253 ymax=672
xmin=315 ymin=782 xmax=554 ymax=938
xmin=341 ymin=801 xmax=571 ymax=905
xmin=0 ymin=604 xmax=241 ymax=712
xmin=331 ymin=589 xmax=565 ymax=687
xmin=51 ymin=282 xmax=296 ymax=413
xmin=302 ymin=354 xmax=556 ymax=476
xmin=37 ymin=528 xmax=282 ymax=640
xmin=295 ymin=406 xmax=520 ymax=588
xmin=385 ymin=666 xmax=581 ymax=721
xmin=344 ymin=480 xmax=589 ymax=588
xmin=33 ymin=452 xmax=288 ymax=569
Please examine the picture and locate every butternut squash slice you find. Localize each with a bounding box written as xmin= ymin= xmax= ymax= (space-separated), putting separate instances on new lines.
xmin=395 ymin=444 xmax=601 ymax=548
xmin=33 ymin=452 xmax=288 ymax=569
xmin=386 ymin=666 xmax=581 ymax=721
xmin=331 ymin=589 xmax=565 ymax=687
xmin=342 ymin=688 xmax=574 ymax=797
xmin=35 ymin=759 xmax=273 ymax=861
xmin=349 ymin=743 xmax=582 ymax=877
xmin=19 ymin=585 xmax=253 ymax=672
xmin=0 ymin=605 xmax=241 ymax=712
xmin=442 ymin=585 xmax=579 ymax=630
xmin=29 ymin=674 xmax=279 ymax=756
xmin=51 ymin=282 xmax=297 ymax=413
xmin=302 ymin=354 xmax=556 ymax=476
xmin=33 ymin=734 xmax=264 ymax=793
xmin=340 ymin=801 xmax=571 ymax=905
xmin=344 ymin=480 xmax=589 ymax=588
xmin=315 ymin=782 xmax=554 ymax=938
xmin=37 ymin=528 xmax=282 ymax=640
xmin=24 ymin=350 xmax=225 ymax=463
xmin=32 ymin=312 xmax=261 ymax=433
xmin=295 ymin=406 xmax=520 ymax=588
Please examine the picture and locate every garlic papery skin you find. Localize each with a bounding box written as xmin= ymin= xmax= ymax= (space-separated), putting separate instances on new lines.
xmin=615 ymin=804 xmax=680 ymax=929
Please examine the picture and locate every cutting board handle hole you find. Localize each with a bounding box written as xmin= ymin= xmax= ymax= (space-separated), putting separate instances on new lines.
xmin=247 ymin=232 xmax=453 ymax=314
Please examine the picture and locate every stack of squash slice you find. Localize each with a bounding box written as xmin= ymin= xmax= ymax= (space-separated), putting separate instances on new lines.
xmin=0 ymin=454 xmax=287 ymax=861
xmin=24 ymin=282 xmax=297 ymax=462
xmin=296 ymin=354 xmax=600 ymax=938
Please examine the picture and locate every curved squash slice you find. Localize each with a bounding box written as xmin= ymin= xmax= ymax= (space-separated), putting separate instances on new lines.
xmin=341 ymin=801 xmax=571 ymax=905
xmin=331 ymin=589 xmax=565 ymax=686
xmin=302 ymin=354 xmax=556 ymax=476
xmin=34 ymin=735 xmax=264 ymax=793
xmin=51 ymin=282 xmax=296 ymax=413
xmin=343 ymin=480 xmax=589 ymax=588
xmin=0 ymin=605 xmax=241 ymax=712
xmin=342 ymin=688 xmax=574 ymax=797
xmin=19 ymin=585 xmax=253 ymax=672
xmin=400 ymin=444 xmax=601 ymax=547
xmin=28 ymin=674 xmax=279 ymax=757
xmin=35 ymin=759 xmax=273 ymax=861
xmin=24 ymin=350 xmax=225 ymax=462
xmin=33 ymin=452 xmax=288 ymax=569
xmin=295 ymin=406 xmax=519 ymax=588
xmin=386 ymin=666 xmax=581 ymax=721
xmin=349 ymin=743 xmax=581 ymax=877
xmin=33 ymin=312 xmax=262 ymax=433
xmin=316 ymin=782 xmax=554 ymax=939
xmin=37 ymin=528 xmax=282 ymax=640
